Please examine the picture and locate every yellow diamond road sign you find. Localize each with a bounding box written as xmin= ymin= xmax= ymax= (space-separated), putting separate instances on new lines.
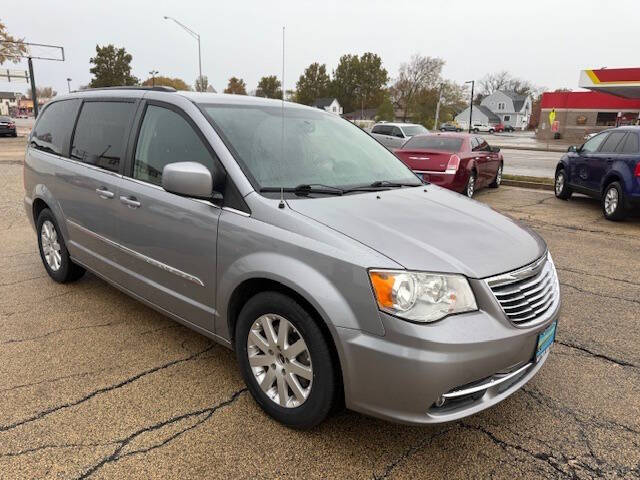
xmin=548 ymin=109 xmax=556 ymax=125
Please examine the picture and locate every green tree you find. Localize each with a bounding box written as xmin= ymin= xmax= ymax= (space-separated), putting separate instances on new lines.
xmin=224 ymin=77 xmax=247 ymax=95
xmin=295 ymin=63 xmax=330 ymax=105
xmin=142 ymin=76 xmax=191 ymax=90
xmin=0 ymin=20 xmax=27 ymax=64
xmin=330 ymin=53 xmax=388 ymax=114
xmin=376 ymin=93 xmax=394 ymax=122
xmin=255 ymin=75 xmax=282 ymax=99
xmin=89 ymin=44 xmax=138 ymax=88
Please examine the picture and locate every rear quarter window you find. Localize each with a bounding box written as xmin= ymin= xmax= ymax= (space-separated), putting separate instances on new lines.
xmin=71 ymin=101 xmax=136 ymax=173
xmin=620 ymin=133 xmax=639 ymax=154
xmin=30 ymin=99 xmax=81 ymax=156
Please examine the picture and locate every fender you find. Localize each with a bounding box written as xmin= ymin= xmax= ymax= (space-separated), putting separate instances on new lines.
xmin=601 ymin=163 xmax=630 ymax=194
xmin=216 ymin=251 xmax=386 ymax=342
xmin=30 ymin=184 xmax=70 ymax=242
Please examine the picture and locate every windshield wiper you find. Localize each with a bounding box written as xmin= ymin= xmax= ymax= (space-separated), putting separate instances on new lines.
xmin=260 ymin=184 xmax=344 ymax=196
xmin=368 ymin=180 xmax=422 ymax=188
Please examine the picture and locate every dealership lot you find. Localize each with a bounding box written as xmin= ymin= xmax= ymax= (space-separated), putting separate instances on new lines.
xmin=1 ymin=137 xmax=639 ymax=479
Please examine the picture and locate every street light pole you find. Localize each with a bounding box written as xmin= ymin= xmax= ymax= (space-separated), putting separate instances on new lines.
xmin=433 ymin=83 xmax=444 ymax=130
xmin=66 ymin=78 xmax=72 ymax=93
xmin=149 ymin=70 xmax=158 ymax=87
xmin=465 ymin=80 xmax=475 ymax=133
xmin=163 ymin=16 xmax=202 ymax=90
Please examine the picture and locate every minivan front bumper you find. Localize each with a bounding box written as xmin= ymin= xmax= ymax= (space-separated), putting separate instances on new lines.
xmin=335 ymin=294 xmax=559 ymax=425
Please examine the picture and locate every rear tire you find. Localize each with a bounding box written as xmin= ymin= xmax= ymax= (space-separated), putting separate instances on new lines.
xmin=489 ymin=163 xmax=503 ymax=188
xmin=464 ymin=171 xmax=477 ymax=198
xmin=473 ymin=128 xmax=479 ymax=133
xmin=489 ymin=129 xmax=495 ymax=134
xmin=602 ymin=182 xmax=628 ymax=221
xmin=554 ymin=169 xmax=572 ymax=200
xmin=235 ymin=291 xmax=337 ymax=429
xmin=37 ymin=208 xmax=85 ymax=283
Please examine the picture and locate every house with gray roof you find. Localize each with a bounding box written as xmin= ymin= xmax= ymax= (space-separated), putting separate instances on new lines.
xmin=454 ymin=104 xmax=502 ymax=127
xmin=311 ymin=97 xmax=343 ymax=115
xmin=480 ymin=90 xmax=532 ymax=130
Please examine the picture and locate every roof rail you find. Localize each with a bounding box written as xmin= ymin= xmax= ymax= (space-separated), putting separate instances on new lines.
xmin=82 ymin=86 xmax=177 ymax=92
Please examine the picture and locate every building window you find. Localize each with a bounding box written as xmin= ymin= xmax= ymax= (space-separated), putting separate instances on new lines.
xmin=497 ymin=102 xmax=505 ymax=110
xmin=332 ymin=106 xmax=337 ymax=112
xmin=596 ymin=112 xmax=617 ymax=126
xmin=503 ymin=115 xmax=511 ymax=122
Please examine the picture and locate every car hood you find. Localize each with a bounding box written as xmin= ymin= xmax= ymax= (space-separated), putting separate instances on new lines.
xmin=287 ymin=186 xmax=546 ymax=278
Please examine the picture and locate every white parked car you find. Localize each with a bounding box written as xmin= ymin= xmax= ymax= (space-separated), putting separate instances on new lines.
xmin=470 ymin=122 xmax=495 ymax=134
xmin=370 ymin=122 xmax=428 ymax=149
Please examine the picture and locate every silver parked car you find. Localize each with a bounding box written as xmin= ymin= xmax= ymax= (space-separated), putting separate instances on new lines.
xmin=370 ymin=122 xmax=428 ymax=149
xmin=24 ymin=87 xmax=560 ymax=428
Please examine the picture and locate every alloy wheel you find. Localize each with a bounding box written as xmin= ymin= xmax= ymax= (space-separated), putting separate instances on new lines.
xmin=466 ymin=175 xmax=475 ymax=197
xmin=41 ymin=220 xmax=62 ymax=271
xmin=604 ymin=187 xmax=618 ymax=216
xmin=247 ymin=314 xmax=313 ymax=408
xmin=496 ymin=166 xmax=502 ymax=186
xmin=555 ymin=173 xmax=564 ymax=196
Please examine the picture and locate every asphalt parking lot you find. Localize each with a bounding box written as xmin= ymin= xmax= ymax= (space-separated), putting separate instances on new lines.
xmin=1 ymin=137 xmax=639 ymax=479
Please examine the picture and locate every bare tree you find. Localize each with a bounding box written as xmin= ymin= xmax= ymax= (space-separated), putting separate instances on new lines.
xmin=194 ymin=75 xmax=209 ymax=92
xmin=391 ymin=54 xmax=444 ymax=122
xmin=478 ymin=71 xmax=536 ymax=99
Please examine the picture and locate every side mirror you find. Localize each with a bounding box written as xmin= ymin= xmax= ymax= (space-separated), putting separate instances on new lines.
xmin=490 ymin=146 xmax=501 ymax=153
xmin=162 ymin=162 xmax=213 ymax=199
xmin=567 ymin=145 xmax=577 ymax=153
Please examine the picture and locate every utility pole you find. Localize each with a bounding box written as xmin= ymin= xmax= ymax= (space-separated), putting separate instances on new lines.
xmin=433 ymin=84 xmax=444 ymax=131
xmin=66 ymin=78 xmax=72 ymax=93
xmin=28 ymin=57 xmax=38 ymax=118
xmin=465 ymin=80 xmax=475 ymax=133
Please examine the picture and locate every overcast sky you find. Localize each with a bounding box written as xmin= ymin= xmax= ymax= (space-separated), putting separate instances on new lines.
xmin=1 ymin=0 xmax=638 ymax=96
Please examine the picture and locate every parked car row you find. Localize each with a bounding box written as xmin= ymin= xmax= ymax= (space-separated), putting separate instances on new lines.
xmin=441 ymin=122 xmax=515 ymax=134
xmin=555 ymin=126 xmax=640 ymax=220
xmin=24 ymin=88 xmax=558 ymax=428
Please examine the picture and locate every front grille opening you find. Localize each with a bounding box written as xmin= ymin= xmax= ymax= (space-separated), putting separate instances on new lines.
xmin=487 ymin=254 xmax=559 ymax=326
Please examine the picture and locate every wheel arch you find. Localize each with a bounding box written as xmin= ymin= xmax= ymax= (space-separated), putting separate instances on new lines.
xmin=30 ymin=185 xmax=70 ymax=241
xmin=601 ymin=169 xmax=626 ymax=195
xmin=225 ymin=276 xmax=346 ymax=402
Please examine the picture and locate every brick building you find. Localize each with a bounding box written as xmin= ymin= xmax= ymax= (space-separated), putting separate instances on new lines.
xmin=537 ymin=91 xmax=640 ymax=142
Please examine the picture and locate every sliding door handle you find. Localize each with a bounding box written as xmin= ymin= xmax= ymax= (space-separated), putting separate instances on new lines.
xmin=120 ymin=196 xmax=141 ymax=208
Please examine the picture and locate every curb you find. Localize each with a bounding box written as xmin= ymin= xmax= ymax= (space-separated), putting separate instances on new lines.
xmin=502 ymin=179 xmax=554 ymax=191
xmin=493 ymin=144 xmax=569 ymax=153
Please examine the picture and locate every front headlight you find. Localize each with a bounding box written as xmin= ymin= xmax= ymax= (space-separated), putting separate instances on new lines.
xmin=369 ymin=270 xmax=477 ymax=323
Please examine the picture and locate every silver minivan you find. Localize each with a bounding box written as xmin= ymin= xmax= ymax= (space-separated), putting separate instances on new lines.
xmin=24 ymin=87 xmax=560 ymax=428
xmin=370 ymin=122 xmax=428 ymax=149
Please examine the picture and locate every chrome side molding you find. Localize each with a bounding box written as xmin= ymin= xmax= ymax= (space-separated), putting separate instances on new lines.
xmin=67 ymin=219 xmax=205 ymax=287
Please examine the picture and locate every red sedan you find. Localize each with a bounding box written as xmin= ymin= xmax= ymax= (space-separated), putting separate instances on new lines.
xmin=394 ymin=133 xmax=504 ymax=198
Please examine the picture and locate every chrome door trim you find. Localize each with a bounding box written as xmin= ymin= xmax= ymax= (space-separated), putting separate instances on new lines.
xmin=67 ymin=219 xmax=205 ymax=287
xmin=120 ymin=175 xmax=222 ymax=210
xmin=222 ymin=206 xmax=250 ymax=217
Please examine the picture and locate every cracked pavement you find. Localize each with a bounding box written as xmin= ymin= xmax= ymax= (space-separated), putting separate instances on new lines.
xmin=1 ymin=137 xmax=639 ymax=479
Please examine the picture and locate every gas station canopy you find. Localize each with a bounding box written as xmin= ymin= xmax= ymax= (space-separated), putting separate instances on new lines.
xmin=579 ymin=68 xmax=640 ymax=99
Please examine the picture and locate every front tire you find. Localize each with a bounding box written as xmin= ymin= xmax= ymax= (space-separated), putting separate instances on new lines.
xmin=473 ymin=128 xmax=479 ymax=133
xmin=489 ymin=129 xmax=495 ymax=134
xmin=37 ymin=208 xmax=85 ymax=283
xmin=554 ymin=169 xmax=572 ymax=200
xmin=235 ymin=291 xmax=337 ymax=429
xmin=602 ymin=182 xmax=628 ymax=221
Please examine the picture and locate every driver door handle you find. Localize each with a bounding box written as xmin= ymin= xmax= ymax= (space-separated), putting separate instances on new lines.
xmin=120 ymin=195 xmax=141 ymax=209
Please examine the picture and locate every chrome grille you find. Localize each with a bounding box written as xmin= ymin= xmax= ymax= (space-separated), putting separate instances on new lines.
xmin=485 ymin=253 xmax=560 ymax=327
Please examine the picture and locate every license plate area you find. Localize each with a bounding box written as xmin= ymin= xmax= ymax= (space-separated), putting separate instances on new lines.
xmin=535 ymin=321 xmax=556 ymax=361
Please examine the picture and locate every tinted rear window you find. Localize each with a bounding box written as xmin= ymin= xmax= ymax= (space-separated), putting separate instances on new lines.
xmin=620 ymin=133 xmax=639 ymax=154
xmin=31 ymin=99 xmax=81 ymax=156
xmin=403 ymin=135 xmax=463 ymax=151
xmin=71 ymin=101 xmax=135 ymax=173
xmin=599 ymin=131 xmax=626 ymax=153
xmin=0 ymin=116 xmax=10 ymax=122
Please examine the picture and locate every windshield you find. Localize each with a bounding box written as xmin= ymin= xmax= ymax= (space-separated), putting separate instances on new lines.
xmin=401 ymin=125 xmax=428 ymax=136
xmin=202 ymin=104 xmax=421 ymax=190
xmin=403 ymin=135 xmax=463 ymax=151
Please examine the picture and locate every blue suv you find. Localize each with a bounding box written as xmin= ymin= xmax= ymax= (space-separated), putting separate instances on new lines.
xmin=554 ymin=126 xmax=640 ymax=220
